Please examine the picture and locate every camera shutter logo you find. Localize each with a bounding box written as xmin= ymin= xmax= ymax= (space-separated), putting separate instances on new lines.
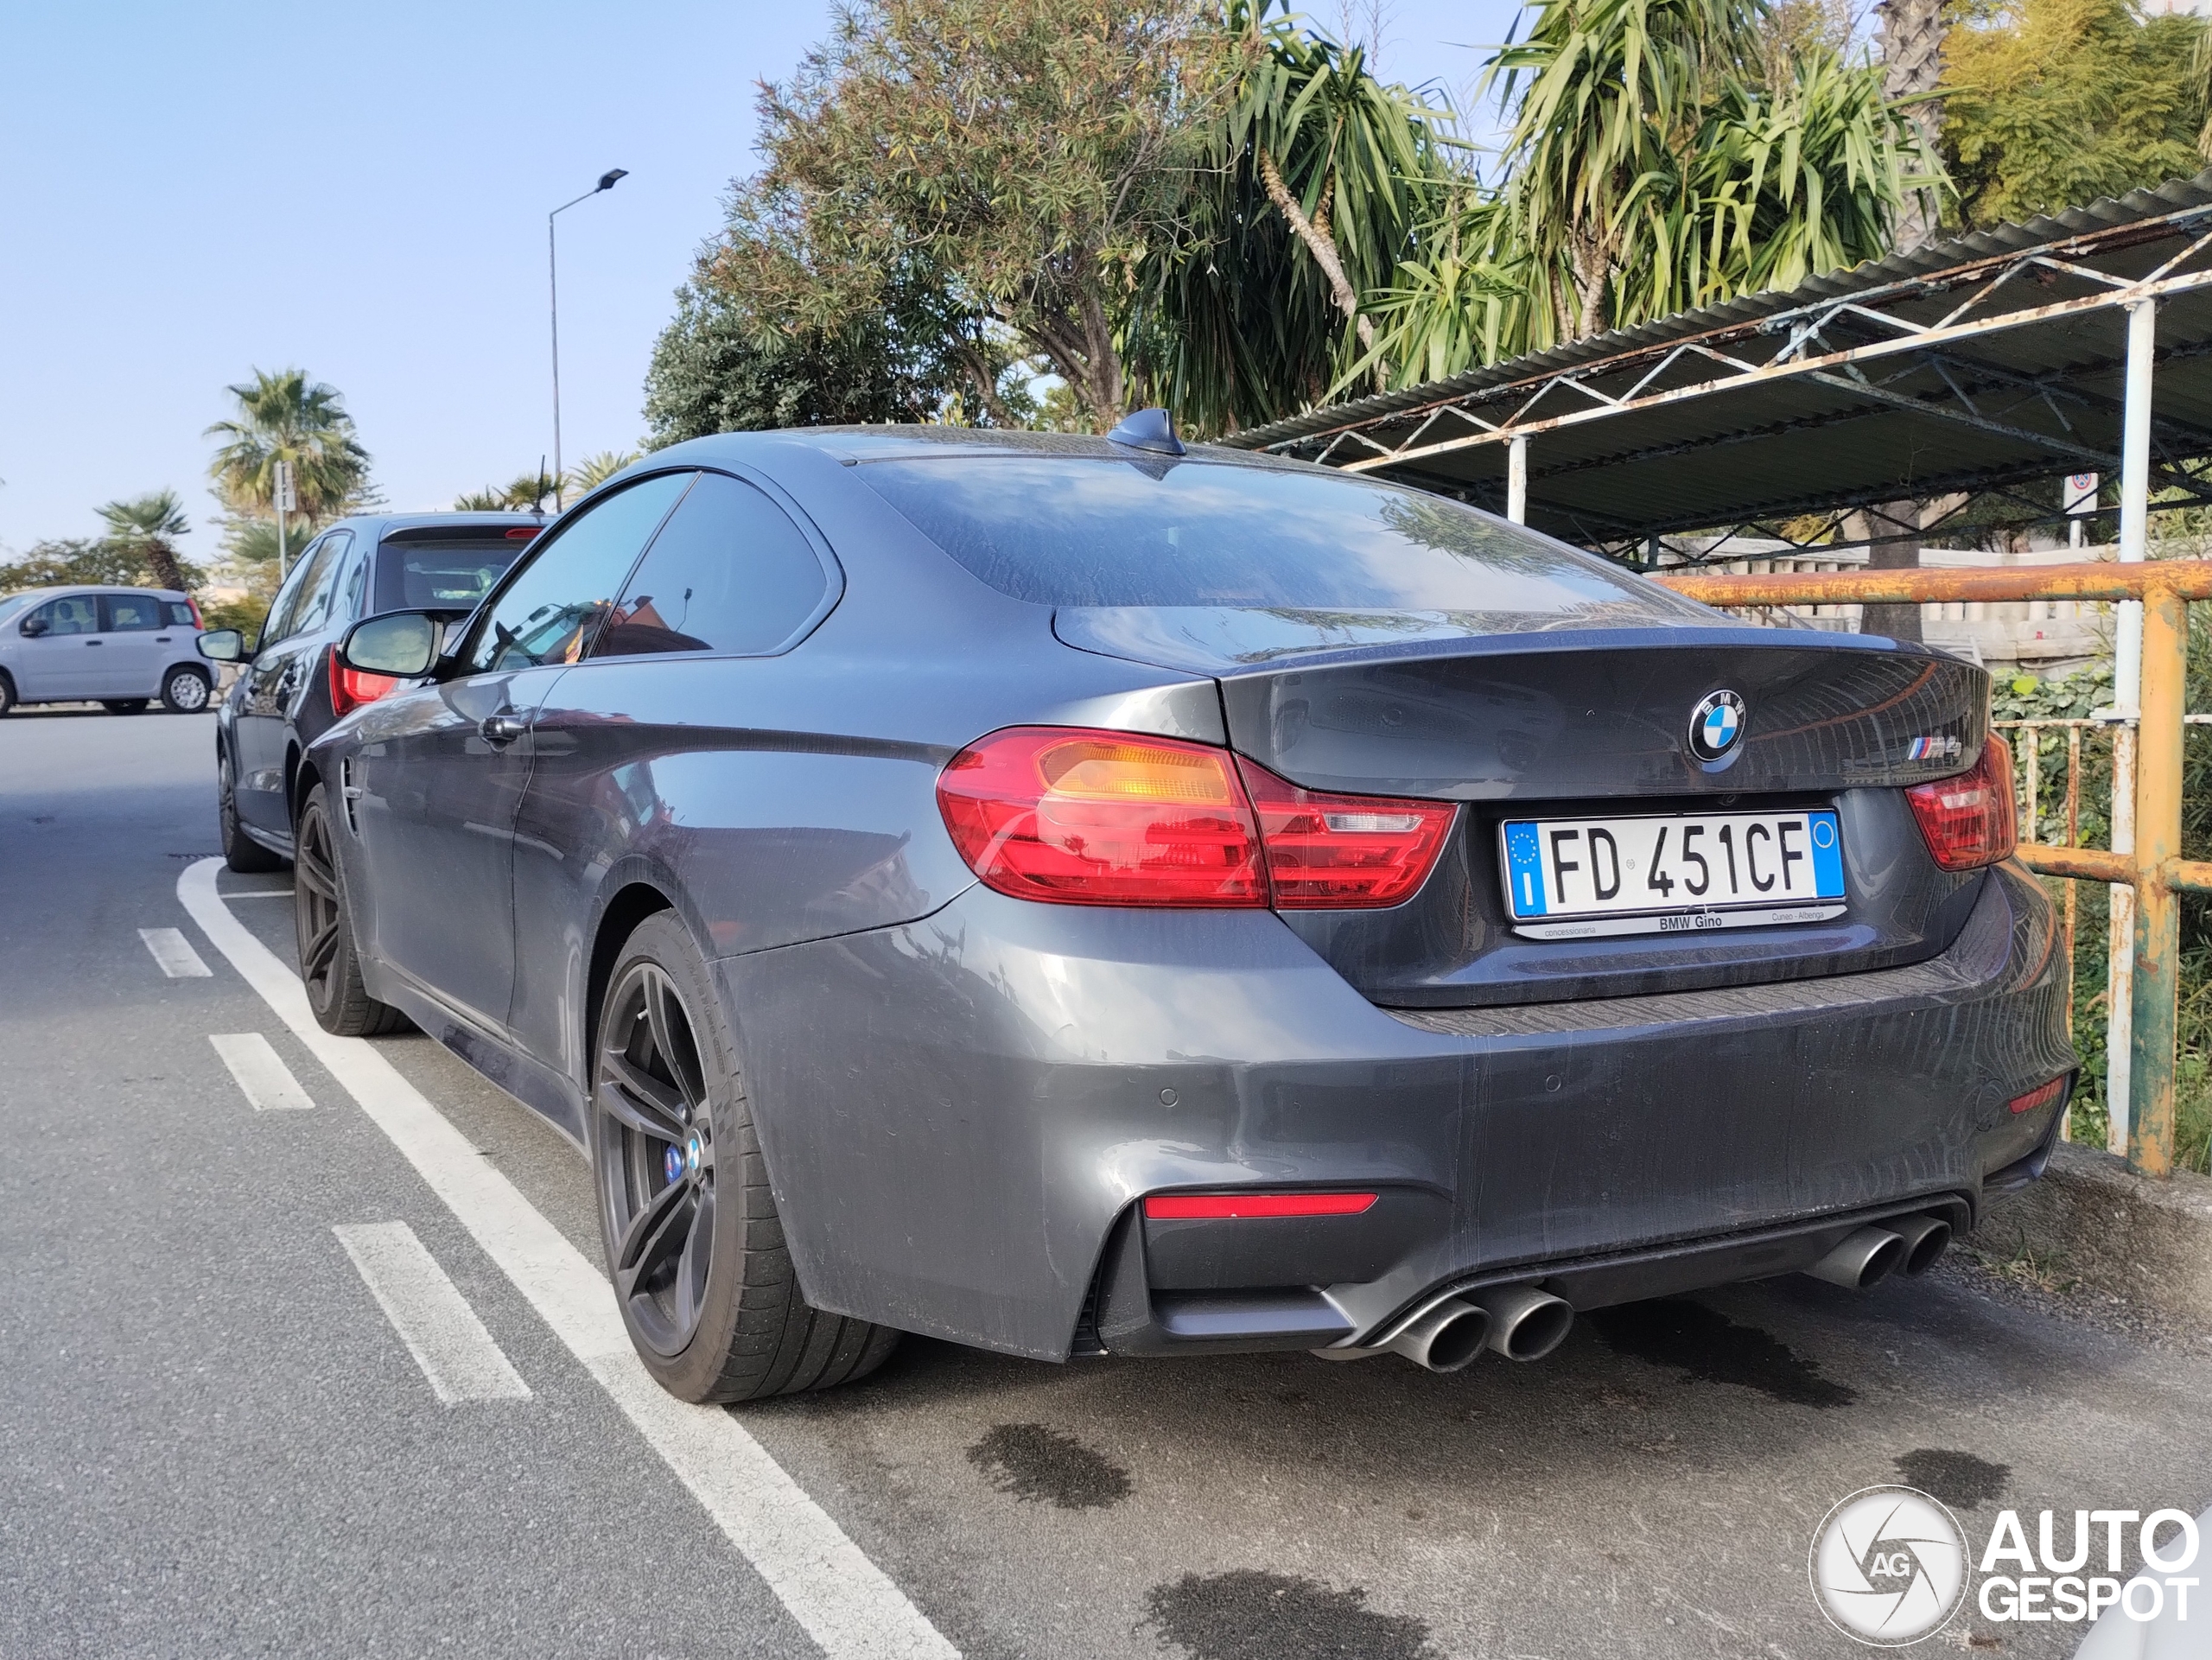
xmin=1810 ymin=1486 xmax=1971 ymax=1645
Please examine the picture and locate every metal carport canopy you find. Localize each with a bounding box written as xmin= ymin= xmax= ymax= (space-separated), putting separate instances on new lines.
xmin=1224 ymin=170 xmax=2212 ymax=552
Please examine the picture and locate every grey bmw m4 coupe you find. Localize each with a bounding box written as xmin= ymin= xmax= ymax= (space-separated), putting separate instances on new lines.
xmin=301 ymin=417 xmax=2074 ymax=1402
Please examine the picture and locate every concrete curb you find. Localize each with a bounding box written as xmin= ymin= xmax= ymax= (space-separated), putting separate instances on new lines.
xmin=1972 ymin=1142 xmax=2212 ymax=1326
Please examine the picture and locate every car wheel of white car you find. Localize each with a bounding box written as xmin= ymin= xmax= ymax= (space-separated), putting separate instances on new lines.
xmin=161 ymin=666 xmax=211 ymax=713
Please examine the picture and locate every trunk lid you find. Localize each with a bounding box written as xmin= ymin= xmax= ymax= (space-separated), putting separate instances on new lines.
xmin=1056 ymin=606 xmax=1993 ymax=1008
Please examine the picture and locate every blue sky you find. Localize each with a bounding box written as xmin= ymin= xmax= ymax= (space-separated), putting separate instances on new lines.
xmin=0 ymin=2 xmax=1519 ymax=557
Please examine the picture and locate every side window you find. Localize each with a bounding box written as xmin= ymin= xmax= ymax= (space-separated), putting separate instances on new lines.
xmin=22 ymin=596 xmax=99 ymax=637
xmin=292 ymin=530 xmax=355 ymax=636
xmin=462 ymin=473 xmax=694 ymax=675
xmin=593 ymin=473 xmax=833 ymax=659
xmin=102 ymin=593 xmax=165 ymax=632
xmin=259 ymin=537 xmax=330 ymax=647
xmin=165 ymin=601 xmax=199 ymax=627
xmin=335 ymin=536 xmax=373 ymax=623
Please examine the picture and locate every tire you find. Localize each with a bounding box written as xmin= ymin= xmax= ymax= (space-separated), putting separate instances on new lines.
xmin=293 ymin=783 xmax=405 ymax=1036
xmin=591 ymin=913 xmax=899 ymax=1403
xmin=219 ymin=749 xmax=285 ymax=874
xmin=161 ymin=665 xmax=212 ymax=714
xmin=0 ymin=673 xmax=14 ymax=716
xmin=103 ymin=699 xmax=149 ymax=715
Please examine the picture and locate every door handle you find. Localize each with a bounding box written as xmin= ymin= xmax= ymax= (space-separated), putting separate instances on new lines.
xmin=480 ymin=714 xmax=528 ymax=744
xmin=84 ymin=639 xmax=103 ymax=646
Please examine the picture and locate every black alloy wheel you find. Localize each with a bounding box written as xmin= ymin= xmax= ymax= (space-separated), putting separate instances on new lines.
xmin=219 ymin=749 xmax=284 ymax=873
xmin=292 ymin=784 xmax=404 ymax=1035
xmin=592 ymin=913 xmax=898 ymax=1402
xmin=162 ymin=666 xmax=211 ymax=713
xmin=597 ymin=958 xmax=720 ymax=1358
xmin=0 ymin=672 xmax=15 ymax=716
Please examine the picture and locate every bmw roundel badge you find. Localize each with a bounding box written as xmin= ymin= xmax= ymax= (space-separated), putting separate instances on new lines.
xmin=1688 ymin=690 xmax=1747 ymax=760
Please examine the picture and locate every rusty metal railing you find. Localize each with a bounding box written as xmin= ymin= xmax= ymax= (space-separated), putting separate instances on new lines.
xmin=1654 ymin=560 xmax=2212 ymax=1178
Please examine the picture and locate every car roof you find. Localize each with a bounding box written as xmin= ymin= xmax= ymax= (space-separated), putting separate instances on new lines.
xmin=645 ymin=425 xmax=1304 ymax=471
xmin=0 ymin=584 xmax=188 ymax=600
xmin=327 ymin=511 xmax=549 ymax=537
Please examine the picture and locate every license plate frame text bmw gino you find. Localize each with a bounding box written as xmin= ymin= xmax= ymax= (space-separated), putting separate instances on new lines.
xmin=1498 ymin=809 xmax=1847 ymax=940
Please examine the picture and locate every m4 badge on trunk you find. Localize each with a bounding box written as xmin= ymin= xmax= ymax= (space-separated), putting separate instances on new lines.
xmin=1689 ymin=690 xmax=1747 ymax=760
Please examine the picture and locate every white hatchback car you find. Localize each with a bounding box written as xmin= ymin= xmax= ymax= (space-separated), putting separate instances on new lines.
xmin=0 ymin=587 xmax=213 ymax=716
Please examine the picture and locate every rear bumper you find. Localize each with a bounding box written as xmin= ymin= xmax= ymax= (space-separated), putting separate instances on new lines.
xmin=717 ymin=861 xmax=2073 ymax=1361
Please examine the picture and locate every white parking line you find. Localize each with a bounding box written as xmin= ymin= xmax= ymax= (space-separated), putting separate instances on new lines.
xmin=176 ymin=859 xmax=958 ymax=1660
xmin=139 ymin=927 xmax=211 ymax=976
xmin=219 ymin=889 xmax=295 ymax=899
xmin=208 ymin=1033 xmax=315 ymax=1110
xmin=334 ymin=1221 xmax=534 ymax=1403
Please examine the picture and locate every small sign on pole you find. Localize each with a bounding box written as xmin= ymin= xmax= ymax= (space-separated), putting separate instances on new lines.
xmin=2065 ymin=471 xmax=2098 ymax=550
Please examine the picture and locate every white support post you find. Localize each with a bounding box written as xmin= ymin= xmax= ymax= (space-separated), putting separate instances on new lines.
xmin=1507 ymin=435 xmax=1529 ymax=525
xmin=2105 ymin=298 xmax=2154 ymax=1153
xmin=2116 ymin=300 xmax=2154 ymax=702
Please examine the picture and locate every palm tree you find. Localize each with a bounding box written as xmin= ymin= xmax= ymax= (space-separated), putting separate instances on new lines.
xmin=96 ymin=490 xmax=194 ymax=592
xmin=1878 ymin=0 xmax=1947 ymax=249
xmin=565 ymin=450 xmax=641 ymax=497
xmin=205 ymin=369 xmax=372 ymax=525
xmin=454 ymin=468 xmax=559 ymax=513
xmin=1352 ymin=0 xmax=1940 ymax=384
xmin=1137 ymin=4 xmax=1449 ymax=430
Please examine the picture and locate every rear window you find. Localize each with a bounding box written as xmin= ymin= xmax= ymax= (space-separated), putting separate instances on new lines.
xmin=857 ymin=456 xmax=1653 ymax=613
xmin=376 ymin=535 xmax=531 ymax=613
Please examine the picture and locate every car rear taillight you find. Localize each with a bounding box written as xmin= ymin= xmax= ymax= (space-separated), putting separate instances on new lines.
xmin=1905 ymin=734 xmax=2017 ymax=870
xmin=1236 ymin=758 xmax=1459 ymax=908
xmin=936 ymin=728 xmax=1268 ymax=906
xmin=329 ymin=652 xmax=403 ymax=718
xmin=505 ymin=526 xmax=541 ymax=539
xmin=186 ymin=595 xmax=205 ymax=629
xmin=935 ymin=728 xmax=1458 ymax=909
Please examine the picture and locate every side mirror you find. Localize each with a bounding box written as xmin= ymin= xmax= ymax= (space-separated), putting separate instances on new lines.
xmin=197 ymin=629 xmax=245 ymax=663
xmin=19 ymin=616 xmax=47 ymax=638
xmin=340 ymin=610 xmax=442 ymax=678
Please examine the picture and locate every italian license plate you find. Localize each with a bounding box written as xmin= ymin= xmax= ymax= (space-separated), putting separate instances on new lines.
xmin=1500 ymin=809 xmax=1847 ymax=939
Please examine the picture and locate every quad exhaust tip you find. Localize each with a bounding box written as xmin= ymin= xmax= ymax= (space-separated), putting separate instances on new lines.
xmin=1805 ymin=1215 xmax=1954 ymax=1290
xmin=1807 ymin=1224 xmax=1908 ymax=1290
xmin=1887 ymin=1212 xmax=1953 ymax=1276
xmin=1383 ymin=1296 xmax=1491 ymax=1373
xmin=1470 ymin=1285 xmax=1575 ymax=1362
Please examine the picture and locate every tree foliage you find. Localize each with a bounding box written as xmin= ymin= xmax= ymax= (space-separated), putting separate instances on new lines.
xmin=95 ymin=490 xmax=194 ymax=592
xmin=1131 ymin=3 xmax=1452 ymax=430
xmin=643 ymin=252 xmax=977 ymax=446
xmin=1940 ymin=0 xmax=2208 ymax=230
xmin=0 ymin=538 xmax=154 ymax=594
xmin=205 ymin=368 xmax=373 ymax=524
xmin=1344 ymin=0 xmax=1936 ymax=386
xmin=732 ymin=0 xmax=1234 ymax=430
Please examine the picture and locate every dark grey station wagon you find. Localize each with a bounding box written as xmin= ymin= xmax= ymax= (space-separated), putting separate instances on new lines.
xmin=296 ymin=418 xmax=2075 ymax=1403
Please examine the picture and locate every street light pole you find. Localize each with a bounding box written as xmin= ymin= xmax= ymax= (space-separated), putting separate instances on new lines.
xmin=548 ymin=168 xmax=628 ymax=512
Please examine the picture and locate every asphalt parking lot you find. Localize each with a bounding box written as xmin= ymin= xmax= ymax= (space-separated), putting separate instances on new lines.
xmin=3 ymin=708 xmax=2207 ymax=1659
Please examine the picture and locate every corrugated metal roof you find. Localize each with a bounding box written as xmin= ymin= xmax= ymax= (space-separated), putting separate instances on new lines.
xmin=1224 ymin=170 xmax=2212 ymax=547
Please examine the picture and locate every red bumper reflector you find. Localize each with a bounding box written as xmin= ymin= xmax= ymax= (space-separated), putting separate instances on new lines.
xmin=2008 ymin=1076 xmax=2069 ymax=1115
xmin=1143 ymin=1192 xmax=1378 ymax=1220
